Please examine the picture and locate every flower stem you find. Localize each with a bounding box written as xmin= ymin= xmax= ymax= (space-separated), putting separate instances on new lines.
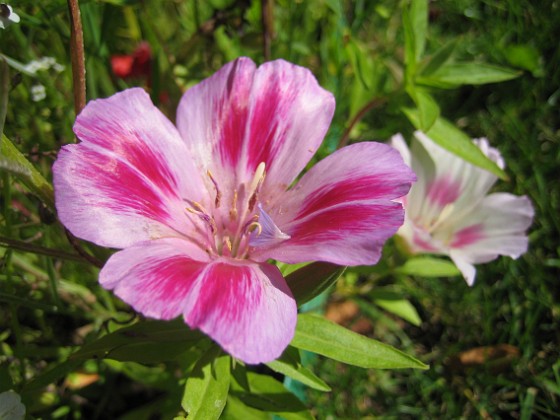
xmin=337 ymin=97 xmax=388 ymax=149
xmin=68 ymin=0 xmax=86 ymax=116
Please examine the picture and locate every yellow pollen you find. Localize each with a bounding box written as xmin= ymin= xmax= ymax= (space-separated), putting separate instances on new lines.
xmin=247 ymin=221 xmax=262 ymax=236
xmin=230 ymin=189 xmax=238 ymax=220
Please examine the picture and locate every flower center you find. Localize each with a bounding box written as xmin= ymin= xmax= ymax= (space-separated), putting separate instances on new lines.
xmin=185 ymin=162 xmax=267 ymax=259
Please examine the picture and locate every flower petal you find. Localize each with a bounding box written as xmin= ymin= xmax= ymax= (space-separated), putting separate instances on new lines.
xmin=185 ymin=260 xmax=296 ymax=364
xmin=54 ymin=88 xmax=206 ymax=248
xmin=450 ymin=193 xmax=534 ymax=262
xmin=100 ymin=239 xmax=210 ymax=319
xmin=100 ymin=238 xmax=296 ymax=364
xmin=176 ymin=57 xmax=335 ymax=190
xmin=254 ymin=142 xmax=416 ymax=266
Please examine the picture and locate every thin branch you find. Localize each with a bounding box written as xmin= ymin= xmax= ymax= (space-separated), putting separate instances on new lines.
xmin=68 ymin=0 xmax=86 ymax=116
xmin=261 ymin=0 xmax=274 ymax=61
xmin=66 ymin=0 xmax=103 ymax=268
xmin=337 ymin=97 xmax=388 ymax=149
xmin=0 ymin=235 xmax=84 ymax=262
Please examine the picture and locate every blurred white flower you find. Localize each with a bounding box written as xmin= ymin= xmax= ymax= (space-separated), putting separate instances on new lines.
xmin=31 ymin=84 xmax=46 ymax=102
xmin=23 ymin=56 xmax=65 ymax=74
xmin=0 ymin=390 xmax=25 ymax=420
xmin=390 ymin=131 xmax=534 ymax=285
xmin=0 ymin=3 xmax=20 ymax=29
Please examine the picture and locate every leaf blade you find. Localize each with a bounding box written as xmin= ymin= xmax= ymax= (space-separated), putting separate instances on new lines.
xmin=291 ymin=314 xmax=428 ymax=370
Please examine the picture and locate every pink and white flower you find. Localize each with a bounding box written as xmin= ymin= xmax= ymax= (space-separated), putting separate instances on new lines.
xmin=390 ymin=131 xmax=533 ymax=285
xmin=53 ymin=57 xmax=415 ymax=364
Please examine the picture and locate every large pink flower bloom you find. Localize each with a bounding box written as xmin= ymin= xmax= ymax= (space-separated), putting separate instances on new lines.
xmin=390 ymin=131 xmax=534 ymax=285
xmin=53 ymin=58 xmax=415 ymax=364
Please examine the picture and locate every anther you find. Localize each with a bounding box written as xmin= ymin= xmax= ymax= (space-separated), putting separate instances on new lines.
xmin=207 ymin=170 xmax=221 ymax=208
xmin=230 ymin=189 xmax=238 ymax=220
xmin=246 ymin=222 xmax=262 ymax=236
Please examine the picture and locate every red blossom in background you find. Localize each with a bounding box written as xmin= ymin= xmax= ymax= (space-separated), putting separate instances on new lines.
xmin=110 ymin=41 xmax=151 ymax=83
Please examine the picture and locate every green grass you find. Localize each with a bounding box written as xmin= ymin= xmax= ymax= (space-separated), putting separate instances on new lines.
xmin=1 ymin=0 xmax=558 ymax=418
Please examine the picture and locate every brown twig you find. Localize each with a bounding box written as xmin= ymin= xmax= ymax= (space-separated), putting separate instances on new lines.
xmin=68 ymin=0 xmax=86 ymax=116
xmin=261 ymin=0 xmax=273 ymax=61
xmin=65 ymin=0 xmax=103 ymax=268
xmin=337 ymin=97 xmax=388 ymax=149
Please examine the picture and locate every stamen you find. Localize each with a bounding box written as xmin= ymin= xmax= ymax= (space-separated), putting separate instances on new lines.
xmin=224 ymin=237 xmax=233 ymax=252
xmin=230 ymin=189 xmax=238 ymax=220
xmin=207 ymin=170 xmax=221 ymax=208
xmin=246 ymin=222 xmax=262 ymax=236
xmin=185 ymin=203 xmax=217 ymax=234
xmin=248 ymin=162 xmax=266 ymax=196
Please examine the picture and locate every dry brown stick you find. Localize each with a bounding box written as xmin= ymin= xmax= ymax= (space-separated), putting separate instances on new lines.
xmin=65 ymin=0 xmax=103 ymax=269
xmin=68 ymin=0 xmax=86 ymax=116
xmin=337 ymin=97 xmax=388 ymax=149
xmin=261 ymin=0 xmax=273 ymax=61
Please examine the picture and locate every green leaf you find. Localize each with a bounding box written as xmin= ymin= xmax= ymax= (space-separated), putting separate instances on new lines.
xmin=223 ymin=395 xmax=269 ymax=420
xmin=368 ymin=291 xmax=422 ymax=326
xmin=266 ymin=346 xmax=331 ymax=392
xmin=0 ymin=58 xmax=8 ymax=137
xmin=402 ymin=109 xmax=508 ymax=180
xmin=402 ymin=8 xmax=417 ymax=81
xmin=1 ymin=134 xmax=55 ymax=209
xmin=504 ymin=44 xmax=543 ymax=76
xmin=395 ymin=256 xmax=461 ymax=277
xmin=285 ymin=262 xmax=345 ymax=306
xmin=417 ymin=62 xmax=521 ymax=88
xmin=406 ymin=86 xmax=440 ymax=131
xmin=418 ymin=40 xmax=457 ymax=76
xmin=70 ymin=319 xmax=204 ymax=363
xmin=231 ymin=372 xmax=312 ymax=420
xmin=410 ymin=0 xmax=428 ymax=61
xmin=182 ymin=347 xmax=230 ymax=420
xmin=291 ymin=314 xmax=428 ymax=370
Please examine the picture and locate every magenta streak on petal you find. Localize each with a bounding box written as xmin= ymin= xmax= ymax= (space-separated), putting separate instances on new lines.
xmin=131 ymin=256 xmax=206 ymax=319
xmin=75 ymin=128 xmax=179 ymax=200
xmin=245 ymin=83 xmax=286 ymax=172
xmin=296 ymin=175 xmax=408 ymax=220
xmin=77 ymin=146 xmax=172 ymax=221
xmin=216 ymin=61 xmax=252 ymax=168
xmin=412 ymin=230 xmax=438 ymax=252
xmin=426 ymin=177 xmax=461 ymax=208
xmin=290 ymin=203 xmax=404 ymax=244
xmin=187 ymin=263 xmax=261 ymax=329
xmin=451 ymin=224 xmax=485 ymax=248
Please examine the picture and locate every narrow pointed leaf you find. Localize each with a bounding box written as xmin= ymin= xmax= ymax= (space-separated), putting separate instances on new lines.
xmin=410 ymin=0 xmax=428 ymax=61
xmin=417 ymin=62 xmax=521 ymax=87
xmin=224 ymin=395 xmax=269 ymax=420
xmin=395 ymin=256 xmax=461 ymax=277
xmin=418 ymin=40 xmax=457 ymax=76
xmin=291 ymin=314 xmax=428 ymax=370
xmin=368 ymin=291 xmax=422 ymax=326
xmin=0 ymin=58 xmax=8 ymax=136
xmin=71 ymin=319 xmax=203 ymax=362
xmin=402 ymin=8 xmax=417 ymax=80
xmin=266 ymin=346 xmax=331 ymax=392
xmin=407 ymin=86 xmax=440 ymax=131
xmin=182 ymin=347 xmax=230 ymax=420
xmin=285 ymin=262 xmax=345 ymax=306
xmin=402 ymin=109 xmax=508 ymax=180
xmin=231 ymin=372 xmax=312 ymax=420
xmin=1 ymin=133 xmax=55 ymax=209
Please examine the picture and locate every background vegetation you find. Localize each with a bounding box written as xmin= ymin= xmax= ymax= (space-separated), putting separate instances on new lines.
xmin=1 ymin=0 xmax=558 ymax=418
